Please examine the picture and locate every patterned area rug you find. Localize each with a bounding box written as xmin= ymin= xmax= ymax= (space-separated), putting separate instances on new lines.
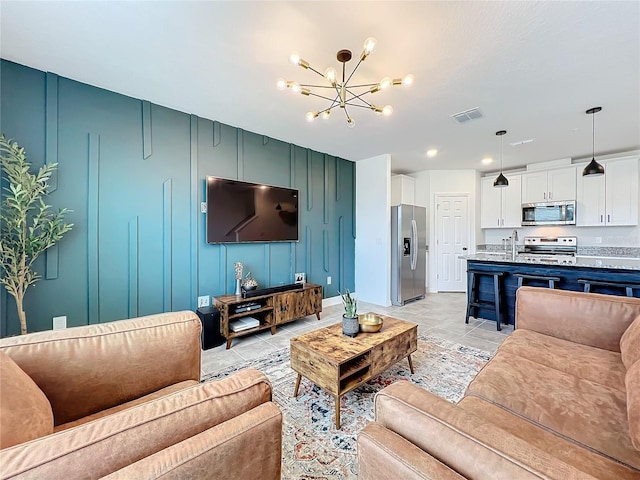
xmin=202 ymin=334 xmax=492 ymax=480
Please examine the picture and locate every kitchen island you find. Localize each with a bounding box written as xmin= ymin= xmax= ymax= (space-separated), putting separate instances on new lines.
xmin=462 ymin=253 xmax=640 ymax=326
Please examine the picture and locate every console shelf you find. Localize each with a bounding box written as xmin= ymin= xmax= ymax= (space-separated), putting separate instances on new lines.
xmin=215 ymin=283 xmax=322 ymax=349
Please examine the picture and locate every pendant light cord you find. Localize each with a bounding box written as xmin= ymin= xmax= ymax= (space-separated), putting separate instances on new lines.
xmin=500 ymin=133 xmax=504 ymax=172
xmin=592 ymin=110 xmax=595 ymax=159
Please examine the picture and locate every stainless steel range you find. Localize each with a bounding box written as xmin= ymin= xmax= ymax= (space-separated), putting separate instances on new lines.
xmin=520 ymin=236 xmax=577 ymax=265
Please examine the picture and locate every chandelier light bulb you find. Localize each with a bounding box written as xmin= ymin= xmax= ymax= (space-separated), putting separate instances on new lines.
xmin=363 ymin=37 xmax=377 ymax=54
xmin=290 ymin=82 xmax=301 ymax=94
xmin=276 ymin=78 xmax=287 ymax=90
xmin=321 ymin=110 xmax=331 ymax=120
xmin=379 ymin=77 xmax=391 ymax=90
xmin=289 ymin=52 xmax=301 ymax=65
xmin=324 ymin=67 xmax=337 ymax=84
xmin=402 ymin=74 xmax=415 ymax=86
xmin=305 ymin=111 xmax=317 ymax=122
xmin=382 ymin=105 xmax=393 ymax=116
xmin=347 ymin=117 xmax=356 ymax=128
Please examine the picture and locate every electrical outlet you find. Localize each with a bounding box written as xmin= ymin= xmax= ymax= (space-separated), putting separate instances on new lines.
xmin=327 ymin=276 xmax=332 ymax=285
xmin=200 ymin=202 xmax=207 ymax=213
xmin=197 ymin=295 xmax=210 ymax=308
xmin=595 ymin=237 xmax=602 ymax=244
xmin=53 ymin=316 xmax=67 ymax=330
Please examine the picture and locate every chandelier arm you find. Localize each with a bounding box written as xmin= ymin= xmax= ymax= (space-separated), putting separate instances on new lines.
xmin=306 ymin=65 xmax=327 ymax=79
xmin=344 ymin=88 xmax=375 ymax=107
xmin=299 ymin=84 xmax=340 ymax=89
xmin=344 ymin=103 xmax=375 ymax=110
xmin=344 ymin=57 xmax=364 ymax=86
xmin=307 ymin=92 xmax=342 ymax=103
xmin=346 ymin=83 xmax=380 ymax=88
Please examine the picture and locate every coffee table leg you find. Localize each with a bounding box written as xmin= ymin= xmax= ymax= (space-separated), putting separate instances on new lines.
xmin=334 ymin=395 xmax=341 ymax=429
xmin=293 ymin=374 xmax=302 ymax=397
xmin=407 ymin=354 xmax=415 ymax=374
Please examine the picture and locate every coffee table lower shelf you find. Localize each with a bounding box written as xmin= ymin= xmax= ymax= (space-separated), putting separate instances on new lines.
xmin=290 ymin=315 xmax=417 ymax=429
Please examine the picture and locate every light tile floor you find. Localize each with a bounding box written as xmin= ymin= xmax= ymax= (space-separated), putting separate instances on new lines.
xmin=201 ymin=292 xmax=514 ymax=377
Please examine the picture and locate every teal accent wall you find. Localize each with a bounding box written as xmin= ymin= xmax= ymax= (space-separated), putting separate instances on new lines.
xmin=0 ymin=60 xmax=355 ymax=336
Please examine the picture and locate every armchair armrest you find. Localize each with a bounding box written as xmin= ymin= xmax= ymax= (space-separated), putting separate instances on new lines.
xmin=103 ymin=402 xmax=282 ymax=480
xmin=358 ymin=422 xmax=464 ymax=480
xmin=515 ymin=287 xmax=640 ymax=351
xmin=372 ymin=381 xmax=598 ymax=480
xmin=0 ymin=311 xmax=201 ymax=425
xmin=0 ymin=368 xmax=271 ymax=480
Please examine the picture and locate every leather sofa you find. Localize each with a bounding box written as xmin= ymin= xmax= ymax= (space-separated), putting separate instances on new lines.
xmin=358 ymin=286 xmax=640 ymax=479
xmin=0 ymin=310 xmax=282 ymax=479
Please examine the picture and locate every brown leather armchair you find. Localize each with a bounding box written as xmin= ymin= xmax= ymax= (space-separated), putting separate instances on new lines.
xmin=0 ymin=311 xmax=282 ymax=479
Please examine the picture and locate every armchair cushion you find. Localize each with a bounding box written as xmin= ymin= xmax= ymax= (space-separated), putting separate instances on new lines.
xmin=0 ymin=350 xmax=53 ymax=449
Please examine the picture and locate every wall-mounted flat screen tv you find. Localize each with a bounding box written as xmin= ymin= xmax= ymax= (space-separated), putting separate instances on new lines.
xmin=206 ymin=176 xmax=299 ymax=243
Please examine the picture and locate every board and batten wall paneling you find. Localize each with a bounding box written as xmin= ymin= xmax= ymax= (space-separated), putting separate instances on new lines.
xmin=0 ymin=60 xmax=357 ymax=337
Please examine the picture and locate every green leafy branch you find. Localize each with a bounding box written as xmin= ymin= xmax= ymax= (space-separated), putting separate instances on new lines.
xmin=0 ymin=135 xmax=73 ymax=334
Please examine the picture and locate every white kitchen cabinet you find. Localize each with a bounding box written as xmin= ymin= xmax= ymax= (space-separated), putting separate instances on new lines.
xmin=521 ymin=166 xmax=576 ymax=203
xmin=480 ymin=174 xmax=522 ymax=228
xmin=577 ymin=156 xmax=638 ymax=226
xmin=391 ymin=175 xmax=415 ymax=206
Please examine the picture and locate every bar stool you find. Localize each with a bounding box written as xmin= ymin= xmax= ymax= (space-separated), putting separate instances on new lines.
xmin=578 ymin=279 xmax=640 ymax=297
xmin=465 ymin=270 xmax=506 ymax=331
xmin=514 ymin=273 xmax=561 ymax=289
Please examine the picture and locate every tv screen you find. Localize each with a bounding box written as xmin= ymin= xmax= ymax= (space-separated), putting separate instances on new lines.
xmin=206 ymin=176 xmax=299 ymax=243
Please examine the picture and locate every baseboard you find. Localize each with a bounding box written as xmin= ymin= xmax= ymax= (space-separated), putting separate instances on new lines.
xmin=322 ymin=294 xmax=346 ymax=308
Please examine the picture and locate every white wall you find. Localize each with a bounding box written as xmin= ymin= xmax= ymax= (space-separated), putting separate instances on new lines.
xmin=355 ymin=154 xmax=392 ymax=306
xmin=412 ymin=169 xmax=480 ymax=292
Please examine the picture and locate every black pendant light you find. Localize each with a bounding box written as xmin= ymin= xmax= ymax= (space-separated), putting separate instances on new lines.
xmin=582 ymin=107 xmax=605 ymax=176
xmin=493 ymin=130 xmax=509 ymax=188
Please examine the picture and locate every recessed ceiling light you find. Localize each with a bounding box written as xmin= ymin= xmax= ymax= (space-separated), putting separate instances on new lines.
xmin=481 ymin=157 xmax=493 ymax=165
xmin=426 ymin=149 xmax=438 ymax=158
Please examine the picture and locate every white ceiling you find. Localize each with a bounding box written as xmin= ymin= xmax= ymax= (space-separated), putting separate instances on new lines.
xmin=1 ymin=1 xmax=639 ymax=174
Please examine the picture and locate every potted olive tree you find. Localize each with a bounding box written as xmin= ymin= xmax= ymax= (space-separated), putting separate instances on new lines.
xmin=340 ymin=289 xmax=359 ymax=337
xmin=0 ymin=135 xmax=73 ymax=335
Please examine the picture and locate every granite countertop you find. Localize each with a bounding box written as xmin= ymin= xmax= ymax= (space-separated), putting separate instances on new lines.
xmin=461 ymin=253 xmax=640 ymax=271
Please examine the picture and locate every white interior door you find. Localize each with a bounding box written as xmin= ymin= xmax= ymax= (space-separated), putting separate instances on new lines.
xmin=436 ymin=195 xmax=469 ymax=292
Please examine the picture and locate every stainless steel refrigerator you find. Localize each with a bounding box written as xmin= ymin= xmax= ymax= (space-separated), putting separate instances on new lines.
xmin=391 ymin=204 xmax=426 ymax=306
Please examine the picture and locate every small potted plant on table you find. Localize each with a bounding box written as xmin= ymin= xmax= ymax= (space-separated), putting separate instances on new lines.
xmin=340 ymin=289 xmax=358 ymax=337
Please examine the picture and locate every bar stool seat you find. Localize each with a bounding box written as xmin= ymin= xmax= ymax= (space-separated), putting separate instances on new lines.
xmin=465 ymin=270 xmax=506 ymax=331
xmin=578 ymin=279 xmax=640 ymax=297
xmin=514 ymin=273 xmax=560 ymax=289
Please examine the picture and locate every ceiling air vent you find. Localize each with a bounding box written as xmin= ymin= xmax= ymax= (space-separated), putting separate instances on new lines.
xmin=450 ymin=107 xmax=484 ymax=124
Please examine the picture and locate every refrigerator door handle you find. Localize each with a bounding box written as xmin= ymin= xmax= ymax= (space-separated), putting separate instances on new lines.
xmin=410 ymin=219 xmax=418 ymax=271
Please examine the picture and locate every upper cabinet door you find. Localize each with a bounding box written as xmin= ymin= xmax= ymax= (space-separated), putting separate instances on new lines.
xmin=576 ymin=172 xmax=606 ymax=226
xmin=521 ymin=171 xmax=548 ymax=203
xmin=480 ymin=176 xmax=502 ymax=228
xmin=605 ymin=157 xmax=638 ymax=226
xmin=502 ymin=174 xmax=522 ymax=228
xmin=548 ymin=166 xmax=576 ymax=201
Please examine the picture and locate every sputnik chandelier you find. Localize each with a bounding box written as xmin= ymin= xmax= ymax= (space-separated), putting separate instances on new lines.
xmin=277 ymin=37 xmax=414 ymax=128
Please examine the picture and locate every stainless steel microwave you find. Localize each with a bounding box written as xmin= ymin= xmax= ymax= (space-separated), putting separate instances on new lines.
xmin=521 ymin=201 xmax=576 ymax=226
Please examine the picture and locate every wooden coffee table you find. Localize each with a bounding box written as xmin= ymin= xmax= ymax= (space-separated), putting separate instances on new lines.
xmin=290 ymin=314 xmax=417 ymax=429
